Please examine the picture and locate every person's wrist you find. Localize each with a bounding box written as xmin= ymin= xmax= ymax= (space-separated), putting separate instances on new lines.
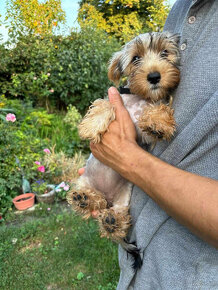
xmin=117 ymin=140 xmax=141 ymax=176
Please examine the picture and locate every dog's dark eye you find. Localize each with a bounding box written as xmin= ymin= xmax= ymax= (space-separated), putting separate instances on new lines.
xmin=160 ymin=50 xmax=169 ymax=58
xmin=132 ymin=55 xmax=141 ymax=63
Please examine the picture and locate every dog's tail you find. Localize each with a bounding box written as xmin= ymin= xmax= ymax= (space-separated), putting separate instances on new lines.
xmin=120 ymin=239 xmax=143 ymax=270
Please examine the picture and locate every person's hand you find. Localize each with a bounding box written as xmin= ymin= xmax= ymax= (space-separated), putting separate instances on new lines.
xmin=78 ymin=167 xmax=85 ymax=176
xmin=90 ymin=86 xmax=137 ymax=176
xmin=78 ymin=167 xmax=99 ymax=218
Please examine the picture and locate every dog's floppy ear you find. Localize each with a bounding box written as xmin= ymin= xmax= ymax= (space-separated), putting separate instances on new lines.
xmin=108 ymin=51 xmax=123 ymax=85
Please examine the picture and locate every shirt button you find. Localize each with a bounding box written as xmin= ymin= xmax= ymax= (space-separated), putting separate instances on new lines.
xmin=188 ymin=16 xmax=196 ymax=24
xmin=180 ymin=43 xmax=187 ymax=51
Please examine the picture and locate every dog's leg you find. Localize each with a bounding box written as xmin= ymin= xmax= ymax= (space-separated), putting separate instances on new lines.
xmin=98 ymin=182 xmax=142 ymax=270
xmin=78 ymin=99 xmax=115 ymax=143
xmin=67 ymin=175 xmax=107 ymax=219
xmin=137 ymin=102 xmax=176 ymax=141
xmin=98 ymin=182 xmax=132 ymax=241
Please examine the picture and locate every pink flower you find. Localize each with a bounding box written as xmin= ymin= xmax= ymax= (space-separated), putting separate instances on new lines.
xmin=35 ymin=161 xmax=40 ymax=165
xmin=59 ymin=181 xmax=66 ymax=187
xmin=6 ymin=113 xmax=16 ymax=122
xmin=47 ymin=208 xmax=51 ymax=211
xmin=49 ymin=89 xmax=54 ymax=93
xmin=43 ymin=148 xmax=51 ymax=154
xmin=64 ymin=185 xmax=70 ymax=191
xmin=37 ymin=166 xmax=45 ymax=173
xmin=56 ymin=188 xmax=61 ymax=192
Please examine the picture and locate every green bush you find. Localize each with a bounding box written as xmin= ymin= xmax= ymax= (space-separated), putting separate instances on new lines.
xmin=0 ymin=97 xmax=85 ymax=216
xmin=21 ymin=105 xmax=86 ymax=154
xmin=0 ymin=112 xmax=48 ymax=216
xmin=0 ymin=27 xmax=120 ymax=114
xmin=0 ymin=122 xmax=21 ymax=214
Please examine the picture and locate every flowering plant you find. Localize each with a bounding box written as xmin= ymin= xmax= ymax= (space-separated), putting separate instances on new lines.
xmin=6 ymin=113 xmax=16 ymax=122
xmin=31 ymin=148 xmax=53 ymax=193
xmin=55 ymin=182 xmax=70 ymax=200
xmin=43 ymin=148 xmax=51 ymax=154
xmin=0 ymin=107 xmax=16 ymax=123
xmin=31 ymin=180 xmax=48 ymax=195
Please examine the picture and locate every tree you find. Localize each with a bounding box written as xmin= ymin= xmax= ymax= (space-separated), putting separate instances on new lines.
xmin=146 ymin=0 xmax=170 ymax=32
xmin=78 ymin=0 xmax=170 ymax=42
xmin=6 ymin=0 xmax=66 ymax=36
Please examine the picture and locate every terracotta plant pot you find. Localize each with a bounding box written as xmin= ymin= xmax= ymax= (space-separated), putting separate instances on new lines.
xmin=13 ymin=193 xmax=35 ymax=211
xmin=35 ymin=185 xmax=56 ymax=204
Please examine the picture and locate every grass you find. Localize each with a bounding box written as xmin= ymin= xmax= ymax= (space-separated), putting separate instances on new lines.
xmin=0 ymin=203 xmax=119 ymax=289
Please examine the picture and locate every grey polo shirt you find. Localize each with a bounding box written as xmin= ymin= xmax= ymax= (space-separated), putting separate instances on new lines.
xmin=117 ymin=0 xmax=218 ymax=289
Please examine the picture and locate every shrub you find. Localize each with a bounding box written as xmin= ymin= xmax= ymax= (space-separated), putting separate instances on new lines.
xmin=0 ymin=28 xmax=120 ymax=114
xmin=63 ymin=105 xmax=81 ymax=129
xmin=0 ymin=96 xmax=87 ymax=215
xmin=0 ymin=121 xmax=21 ymax=215
xmin=19 ymin=103 xmax=86 ymax=154
xmin=0 ymin=99 xmax=46 ymax=215
xmin=0 ymin=115 xmax=49 ymax=215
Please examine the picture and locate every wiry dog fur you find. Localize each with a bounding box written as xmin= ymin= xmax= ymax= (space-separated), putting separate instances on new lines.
xmin=67 ymin=32 xmax=180 ymax=269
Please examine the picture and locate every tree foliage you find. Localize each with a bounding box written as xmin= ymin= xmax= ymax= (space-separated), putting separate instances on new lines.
xmin=0 ymin=28 xmax=120 ymax=113
xmin=6 ymin=0 xmax=66 ymax=36
xmin=146 ymin=0 xmax=170 ymax=31
xmin=78 ymin=0 xmax=170 ymax=42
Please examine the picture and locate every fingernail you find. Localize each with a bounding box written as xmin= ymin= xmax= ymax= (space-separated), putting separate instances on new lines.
xmin=92 ymin=211 xmax=99 ymax=218
xmin=108 ymin=87 xmax=118 ymax=102
xmin=109 ymin=87 xmax=117 ymax=95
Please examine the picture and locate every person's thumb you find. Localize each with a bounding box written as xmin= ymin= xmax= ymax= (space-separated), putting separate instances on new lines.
xmin=108 ymin=87 xmax=125 ymax=110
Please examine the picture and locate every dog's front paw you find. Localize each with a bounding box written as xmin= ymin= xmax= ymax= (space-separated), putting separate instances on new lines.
xmin=137 ymin=103 xmax=176 ymax=141
xmin=78 ymin=99 xmax=115 ymax=143
xmin=67 ymin=187 xmax=107 ymax=219
xmin=98 ymin=208 xmax=131 ymax=241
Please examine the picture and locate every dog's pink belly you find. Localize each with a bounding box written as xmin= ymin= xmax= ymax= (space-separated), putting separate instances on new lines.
xmin=84 ymin=154 xmax=127 ymax=203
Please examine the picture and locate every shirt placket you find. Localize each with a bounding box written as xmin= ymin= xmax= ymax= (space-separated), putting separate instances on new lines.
xmin=179 ymin=0 xmax=214 ymax=65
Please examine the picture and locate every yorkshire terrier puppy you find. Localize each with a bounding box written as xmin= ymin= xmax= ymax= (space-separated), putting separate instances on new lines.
xmin=67 ymin=32 xmax=180 ymax=269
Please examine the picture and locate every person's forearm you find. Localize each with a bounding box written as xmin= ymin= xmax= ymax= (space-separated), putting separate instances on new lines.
xmin=116 ymin=142 xmax=218 ymax=248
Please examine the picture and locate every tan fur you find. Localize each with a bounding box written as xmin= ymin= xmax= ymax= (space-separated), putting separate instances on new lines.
xmin=137 ymin=103 xmax=176 ymax=140
xmin=108 ymin=32 xmax=180 ymax=102
xmin=78 ymin=99 xmax=115 ymax=143
xmin=98 ymin=208 xmax=131 ymax=241
xmin=67 ymin=186 xmax=107 ymax=219
xmin=108 ymin=51 xmax=122 ymax=85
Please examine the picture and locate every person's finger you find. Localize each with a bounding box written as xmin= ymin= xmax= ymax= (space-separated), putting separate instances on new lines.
xmin=78 ymin=167 xmax=85 ymax=176
xmin=91 ymin=210 xmax=99 ymax=218
xmin=108 ymin=86 xmax=130 ymax=123
xmin=108 ymin=86 xmax=125 ymax=108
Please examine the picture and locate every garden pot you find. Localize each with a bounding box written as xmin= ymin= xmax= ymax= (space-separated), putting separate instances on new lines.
xmin=35 ymin=185 xmax=56 ymax=204
xmin=13 ymin=193 xmax=35 ymax=211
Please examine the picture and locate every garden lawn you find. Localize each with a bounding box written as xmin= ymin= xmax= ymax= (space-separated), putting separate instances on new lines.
xmin=0 ymin=204 xmax=120 ymax=290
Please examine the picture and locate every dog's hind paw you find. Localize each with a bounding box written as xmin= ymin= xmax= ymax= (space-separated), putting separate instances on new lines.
xmin=98 ymin=208 xmax=131 ymax=241
xmin=67 ymin=187 xmax=107 ymax=219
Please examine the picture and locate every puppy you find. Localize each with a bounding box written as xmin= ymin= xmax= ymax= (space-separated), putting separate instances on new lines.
xmin=67 ymin=32 xmax=180 ymax=269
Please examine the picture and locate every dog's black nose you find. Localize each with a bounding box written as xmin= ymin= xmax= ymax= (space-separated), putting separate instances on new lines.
xmin=147 ymin=72 xmax=161 ymax=84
